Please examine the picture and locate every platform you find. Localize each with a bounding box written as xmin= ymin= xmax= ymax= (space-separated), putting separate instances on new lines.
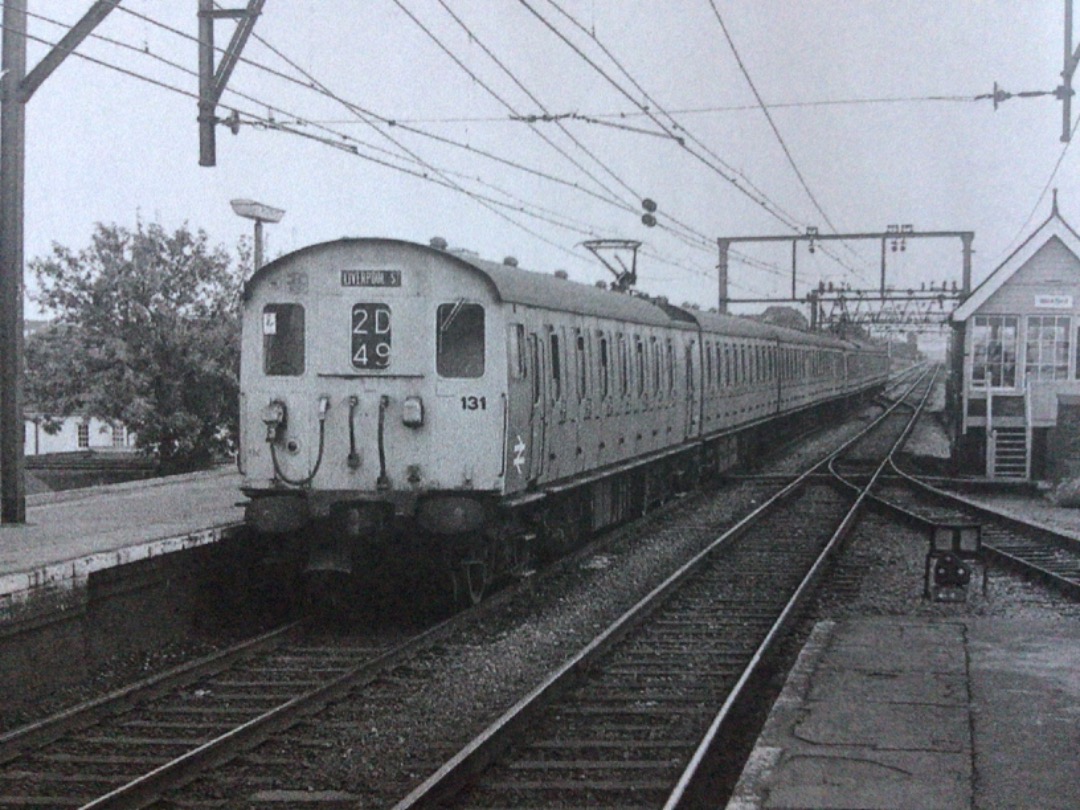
xmin=727 ymin=616 xmax=1080 ymax=810
xmin=0 ymin=467 xmax=244 ymax=617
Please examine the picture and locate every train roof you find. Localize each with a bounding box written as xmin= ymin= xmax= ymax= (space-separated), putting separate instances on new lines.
xmin=463 ymin=251 xmax=684 ymax=328
xmin=678 ymin=307 xmax=858 ymax=349
xmin=248 ymin=238 xmax=684 ymax=328
xmin=248 ymin=239 xmax=885 ymax=352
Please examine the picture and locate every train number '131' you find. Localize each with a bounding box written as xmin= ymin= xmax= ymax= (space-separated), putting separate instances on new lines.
xmin=461 ymin=396 xmax=487 ymax=410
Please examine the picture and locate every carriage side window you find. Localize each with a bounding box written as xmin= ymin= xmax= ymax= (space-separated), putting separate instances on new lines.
xmin=528 ymin=334 xmax=541 ymax=404
xmin=549 ymin=331 xmax=562 ymax=400
xmin=618 ymin=333 xmax=629 ymax=396
xmin=635 ymin=335 xmax=646 ymax=396
xmin=509 ymin=324 xmax=526 ymax=380
xmin=575 ymin=329 xmax=588 ymax=400
xmin=660 ymin=339 xmax=669 ymax=393
xmin=598 ymin=332 xmax=610 ymax=399
xmin=437 ymin=302 xmax=485 ymax=378
xmin=705 ymin=341 xmax=714 ymax=390
xmin=648 ymin=336 xmax=656 ymax=397
xmin=262 ymin=303 xmax=305 ymax=376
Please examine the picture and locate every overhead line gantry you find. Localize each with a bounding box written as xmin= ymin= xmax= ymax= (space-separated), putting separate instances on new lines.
xmin=717 ymin=228 xmax=974 ymax=331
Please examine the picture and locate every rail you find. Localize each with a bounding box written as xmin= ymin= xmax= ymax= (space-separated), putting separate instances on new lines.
xmin=392 ymin=371 xmax=933 ymax=808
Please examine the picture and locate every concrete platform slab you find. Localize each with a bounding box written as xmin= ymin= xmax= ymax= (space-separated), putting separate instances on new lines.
xmin=0 ymin=467 xmax=245 ymax=616
xmin=762 ymin=749 xmax=970 ymax=810
xmin=968 ymin=618 xmax=1080 ymax=810
xmin=727 ymin=617 xmax=1080 ymax=810
xmin=808 ymin=668 xmax=967 ymax=706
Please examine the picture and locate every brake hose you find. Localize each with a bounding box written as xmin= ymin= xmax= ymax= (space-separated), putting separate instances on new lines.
xmin=269 ymin=408 xmax=327 ymax=488
xmin=376 ymin=395 xmax=390 ymax=489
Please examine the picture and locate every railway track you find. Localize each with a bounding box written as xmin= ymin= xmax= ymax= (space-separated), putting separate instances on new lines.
xmin=874 ymin=466 xmax=1080 ymax=599
xmin=392 ymin=373 xmax=934 ymax=808
xmin=0 ymin=616 xmax=461 ymax=809
xmin=0 ymin=374 xmax=944 ymax=809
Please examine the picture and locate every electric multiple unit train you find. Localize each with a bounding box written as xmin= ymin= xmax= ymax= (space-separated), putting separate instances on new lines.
xmin=239 ymin=237 xmax=889 ymax=601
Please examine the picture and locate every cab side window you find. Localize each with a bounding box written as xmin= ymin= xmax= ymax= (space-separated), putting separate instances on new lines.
xmin=437 ymin=302 xmax=485 ymax=378
xmin=263 ymin=303 xmax=305 ymax=376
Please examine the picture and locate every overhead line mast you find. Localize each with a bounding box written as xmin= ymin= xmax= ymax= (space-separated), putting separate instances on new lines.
xmin=197 ymin=0 xmax=265 ymax=166
xmin=1 ymin=0 xmax=121 ymax=525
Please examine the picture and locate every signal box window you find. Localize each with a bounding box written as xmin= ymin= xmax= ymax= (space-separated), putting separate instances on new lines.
xmin=437 ymin=302 xmax=485 ymax=378
xmin=972 ymin=315 xmax=1018 ymax=387
xmin=1025 ymin=315 xmax=1070 ymax=381
xmin=263 ymin=304 xmax=305 ymax=376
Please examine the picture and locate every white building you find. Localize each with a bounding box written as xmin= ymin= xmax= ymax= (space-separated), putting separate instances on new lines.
xmin=24 ymin=414 xmax=134 ymax=456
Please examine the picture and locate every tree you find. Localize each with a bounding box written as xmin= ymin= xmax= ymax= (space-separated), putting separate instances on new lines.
xmin=26 ymin=220 xmax=250 ymax=471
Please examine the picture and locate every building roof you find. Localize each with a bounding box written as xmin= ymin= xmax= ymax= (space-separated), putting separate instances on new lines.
xmin=952 ymin=198 xmax=1080 ymax=322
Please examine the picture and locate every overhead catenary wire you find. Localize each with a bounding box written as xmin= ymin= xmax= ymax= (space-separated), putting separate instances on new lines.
xmin=396 ymin=0 xmax=714 ymax=254
xmin=704 ymin=0 xmax=870 ymax=282
xmin=416 ymin=1 xmax=642 ymax=208
xmin=0 ymin=14 xmax=600 ymax=265
xmin=232 ymin=9 xmax=620 ymax=264
xmin=302 ymin=93 xmax=992 ymax=126
xmin=528 ymin=0 xmax=862 ymax=289
xmin=519 ymin=0 xmax=869 ymax=287
xmin=8 ymin=6 xmax=803 ymax=299
xmin=541 ymin=0 xmax=804 ymax=231
xmin=105 ymin=1 xmax=663 ymax=224
xmin=120 ymin=0 xmax=783 ymax=278
xmin=516 ymin=0 xmax=805 ymax=232
xmin=996 ymin=111 xmax=1080 ymax=264
xmin=113 ymin=2 xmax=717 ymax=263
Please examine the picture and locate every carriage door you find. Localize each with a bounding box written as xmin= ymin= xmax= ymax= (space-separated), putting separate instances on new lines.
xmin=685 ymin=340 xmax=699 ymax=438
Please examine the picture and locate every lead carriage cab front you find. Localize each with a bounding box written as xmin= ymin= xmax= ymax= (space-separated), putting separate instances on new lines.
xmin=242 ymin=240 xmax=507 ymax=544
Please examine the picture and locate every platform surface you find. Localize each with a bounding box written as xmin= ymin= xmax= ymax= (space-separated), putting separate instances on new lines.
xmin=0 ymin=467 xmax=244 ymax=602
xmin=727 ymin=616 xmax=1080 ymax=810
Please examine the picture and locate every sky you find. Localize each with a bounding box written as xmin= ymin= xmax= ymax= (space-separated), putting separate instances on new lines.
xmin=11 ymin=1 xmax=1079 ymax=329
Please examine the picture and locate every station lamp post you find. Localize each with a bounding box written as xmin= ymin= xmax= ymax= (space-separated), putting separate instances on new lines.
xmin=230 ymin=199 xmax=284 ymax=272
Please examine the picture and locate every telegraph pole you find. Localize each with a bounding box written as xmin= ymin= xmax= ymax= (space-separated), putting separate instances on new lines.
xmin=1 ymin=1 xmax=120 ymax=524
xmin=0 ymin=0 xmax=28 ymax=523
xmin=1062 ymin=0 xmax=1078 ymax=141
